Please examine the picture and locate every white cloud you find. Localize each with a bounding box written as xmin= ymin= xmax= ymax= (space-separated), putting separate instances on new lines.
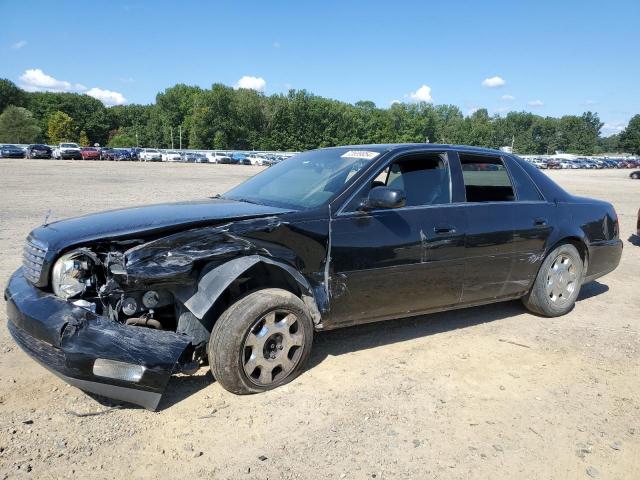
xmin=235 ymin=75 xmax=266 ymax=92
xmin=409 ymin=84 xmax=433 ymax=102
xmin=482 ymin=76 xmax=505 ymax=88
xmin=11 ymin=40 xmax=27 ymax=50
xmin=272 ymin=41 xmax=281 ymax=48
xmin=86 ymin=87 xmax=127 ymax=106
xmin=501 ymin=94 xmax=515 ymax=101
xmin=19 ymin=68 xmax=86 ymax=92
xmin=18 ymin=68 xmax=127 ymax=106
xmin=390 ymin=99 xmax=401 ymax=105
xmin=528 ymin=99 xmax=544 ymax=107
xmin=467 ymin=107 xmax=480 ymax=115
xmin=602 ymin=122 xmax=626 ymax=136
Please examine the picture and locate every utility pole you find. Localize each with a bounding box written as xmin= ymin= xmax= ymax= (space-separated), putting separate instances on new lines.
xmin=170 ymin=126 xmax=174 ymax=149
xmin=179 ymin=125 xmax=182 ymax=150
xmin=136 ymin=131 xmax=139 ymax=148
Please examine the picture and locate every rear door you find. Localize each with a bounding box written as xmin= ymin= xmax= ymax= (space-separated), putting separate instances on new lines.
xmin=327 ymin=149 xmax=467 ymax=327
xmin=456 ymin=152 xmax=516 ymax=303
xmin=502 ymin=156 xmax=555 ymax=296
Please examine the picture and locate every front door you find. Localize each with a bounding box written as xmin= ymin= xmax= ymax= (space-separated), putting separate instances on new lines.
xmin=326 ymin=151 xmax=467 ymax=327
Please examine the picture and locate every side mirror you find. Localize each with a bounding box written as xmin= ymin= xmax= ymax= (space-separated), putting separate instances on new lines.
xmin=365 ymin=186 xmax=406 ymax=210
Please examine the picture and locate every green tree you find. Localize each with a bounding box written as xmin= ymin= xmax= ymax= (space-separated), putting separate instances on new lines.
xmin=0 ymin=79 xmax=27 ymax=113
xmin=47 ymin=111 xmax=76 ymax=143
xmin=79 ymin=130 xmax=90 ymax=146
xmin=108 ymin=131 xmax=137 ymax=147
xmin=620 ymin=115 xmax=640 ymax=155
xmin=0 ymin=105 xmax=41 ymax=143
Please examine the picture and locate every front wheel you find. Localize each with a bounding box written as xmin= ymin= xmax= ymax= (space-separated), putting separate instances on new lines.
xmin=522 ymin=243 xmax=584 ymax=317
xmin=208 ymin=288 xmax=314 ymax=394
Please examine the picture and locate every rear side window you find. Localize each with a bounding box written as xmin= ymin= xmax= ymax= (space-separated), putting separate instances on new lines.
xmin=459 ymin=154 xmax=515 ymax=202
xmin=506 ymin=158 xmax=544 ymax=201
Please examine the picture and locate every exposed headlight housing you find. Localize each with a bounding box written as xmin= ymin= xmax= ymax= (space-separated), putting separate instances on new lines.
xmin=51 ymin=250 xmax=95 ymax=300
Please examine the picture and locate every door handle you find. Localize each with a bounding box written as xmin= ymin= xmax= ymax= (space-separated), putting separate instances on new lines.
xmin=434 ymin=225 xmax=456 ymax=235
xmin=533 ymin=217 xmax=548 ymax=227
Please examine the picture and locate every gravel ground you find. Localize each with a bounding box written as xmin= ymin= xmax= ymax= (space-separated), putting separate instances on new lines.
xmin=0 ymin=159 xmax=638 ymax=480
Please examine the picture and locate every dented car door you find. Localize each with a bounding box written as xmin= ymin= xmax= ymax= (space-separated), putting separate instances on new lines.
xmin=326 ymin=150 xmax=467 ymax=327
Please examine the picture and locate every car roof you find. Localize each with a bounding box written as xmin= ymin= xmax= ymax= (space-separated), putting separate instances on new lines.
xmin=317 ymin=143 xmax=511 ymax=156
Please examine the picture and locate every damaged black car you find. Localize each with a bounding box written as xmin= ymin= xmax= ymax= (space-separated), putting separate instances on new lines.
xmin=5 ymin=144 xmax=623 ymax=409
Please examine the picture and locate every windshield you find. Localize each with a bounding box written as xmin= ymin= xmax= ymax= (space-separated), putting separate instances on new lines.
xmin=61 ymin=143 xmax=78 ymax=148
xmin=223 ymin=148 xmax=381 ymax=209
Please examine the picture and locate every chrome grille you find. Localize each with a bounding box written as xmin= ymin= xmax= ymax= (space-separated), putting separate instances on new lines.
xmin=23 ymin=238 xmax=47 ymax=284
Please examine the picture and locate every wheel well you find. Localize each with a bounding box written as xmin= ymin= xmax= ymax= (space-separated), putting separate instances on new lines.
xmin=201 ymin=262 xmax=304 ymax=329
xmin=551 ymin=236 xmax=589 ymax=269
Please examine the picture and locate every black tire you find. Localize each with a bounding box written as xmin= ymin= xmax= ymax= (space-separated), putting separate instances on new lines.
xmin=208 ymin=288 xmax=314 ymax=395
xmin=522 ymin=243 xmax=584 ymax=317
xmin=631 ymin=172 xmax=639 ymax=179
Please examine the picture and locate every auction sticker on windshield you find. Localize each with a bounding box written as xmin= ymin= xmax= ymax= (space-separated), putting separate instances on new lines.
xmin=340 ymin=150 xmax=380 ymax=160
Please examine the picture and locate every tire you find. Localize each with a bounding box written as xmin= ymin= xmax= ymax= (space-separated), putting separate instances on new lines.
xmin=522 ymin=243 xmax=584 ymax=317
xmin=632 ymin=172 xmax=639 ymax=179
xmin=208 ymin=288 xmax=314 ymax=395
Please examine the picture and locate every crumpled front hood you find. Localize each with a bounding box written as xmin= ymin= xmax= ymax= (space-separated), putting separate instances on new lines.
xmin=30 ymin=198 xmax=293 ymax=253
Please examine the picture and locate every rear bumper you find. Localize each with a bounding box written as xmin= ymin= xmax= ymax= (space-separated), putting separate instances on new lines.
xmin=4 ymin=269 xmax=193 ymax=410
xmin=585 ymin=239 xmax=623 ymax=283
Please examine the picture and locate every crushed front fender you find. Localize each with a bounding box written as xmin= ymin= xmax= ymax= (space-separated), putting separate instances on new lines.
xmin=4 ymin=269 xmax=193 ymax=410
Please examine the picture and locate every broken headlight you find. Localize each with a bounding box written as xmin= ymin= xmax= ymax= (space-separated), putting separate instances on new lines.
xmin=51 ymin=250 xmax=95 ymax=300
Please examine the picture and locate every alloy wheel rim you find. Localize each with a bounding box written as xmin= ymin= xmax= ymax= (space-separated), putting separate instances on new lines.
xmin=242 ymin=309 xmax=305 ymax=386
xmin=545 ymin=254 xmax=578 ymax=305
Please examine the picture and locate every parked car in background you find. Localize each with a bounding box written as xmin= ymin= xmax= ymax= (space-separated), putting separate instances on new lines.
xmin=112 ymin=149 xmax=133 ymax=161
xmin=100 ymin=147 xmax=115 ymax=160
xmin=139 ymin=148 xmax=163 ymax=162
xmin=162 ymin=151 xmax=182 ymax=162
xmin=52 ymin=143 xmax=82 ymax=160
xmin=0 ymin=144 xmax=25 ymax=158
xmin=129 ymin=147 xmax=143 ymax=161
xmin=630 ymin=170 xmax=640 ymax=179
xmin=206 ymin=152 xmax=233 ymax=164
xmin=231 ymin=152 xmax=250 ymax=165
xmin=246 ymin=154 xmax=267 ymax=166
xmin=193 ymin=153 xmax=208 ymax=163
xmin=25 ymin=144 xmax=52 ymax=159
xmin=80 ymin=147 xmax=100 ymax=160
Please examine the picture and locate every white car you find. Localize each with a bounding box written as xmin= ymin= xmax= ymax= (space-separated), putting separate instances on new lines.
xmin=246 ymin=154 xmax=266 ymax=166
xmin=162 ymin=151 xmax=182 ymax=162
xmin=52 ymin=143 xmax=82 ymax=160
xmin=206 ymin=152 xmax=232 ymax=164
xmin=139 ymin=148 xmax=162 ymax=162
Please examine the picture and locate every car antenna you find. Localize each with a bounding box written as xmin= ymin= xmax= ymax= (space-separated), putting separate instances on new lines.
xmin=43 ymin=209 xmax=52 ymax=226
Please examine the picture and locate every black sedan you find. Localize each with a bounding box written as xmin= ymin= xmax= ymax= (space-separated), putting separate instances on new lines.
xmin=25 ymin=144 xmax=53 ymax=159
xmin=5 ymin=144 xmax=623 ymax=409
xmin=0 ymin=144 xmax=25 ymax=158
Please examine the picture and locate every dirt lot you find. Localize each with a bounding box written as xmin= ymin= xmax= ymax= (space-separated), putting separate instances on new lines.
xmin=0 ymin=159 xmax=638 ymax=480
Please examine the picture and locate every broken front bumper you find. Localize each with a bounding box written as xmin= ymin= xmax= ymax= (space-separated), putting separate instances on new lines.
xmin=4 ymin=269 xmax=193 ymax=410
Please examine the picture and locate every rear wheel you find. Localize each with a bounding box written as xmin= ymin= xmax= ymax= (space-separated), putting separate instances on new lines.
xmin=522 ymin=243 xmax=584 ymax=317
xmin=208 ymin=288 xmax=313 ymax=394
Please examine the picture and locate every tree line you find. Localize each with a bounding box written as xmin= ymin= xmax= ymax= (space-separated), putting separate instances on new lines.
xmin=0 ymin=78 xmax=638 ymax=155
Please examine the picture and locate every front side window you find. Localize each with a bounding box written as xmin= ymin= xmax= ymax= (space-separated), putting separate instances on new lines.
xmin=460 ymin=154 xmax=515 ymax=202
xmin=344 ymin=152 xmax=451 ymax=211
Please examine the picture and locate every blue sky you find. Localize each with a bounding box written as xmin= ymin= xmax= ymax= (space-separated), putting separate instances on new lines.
xmin=1 ymin=0 xmax=638 ymax=136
